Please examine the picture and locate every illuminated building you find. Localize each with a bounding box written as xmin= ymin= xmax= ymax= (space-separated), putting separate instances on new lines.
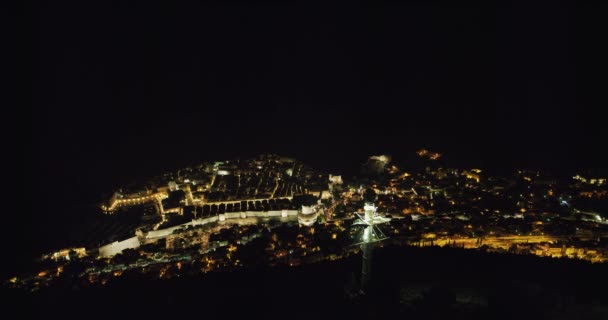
xmin=298 ymin=205 xmax=318 ymax=226
xmin=363 ymin=155 xmax=391 ymax=175
xmin=462 ymin=170 xmax=481 ymax=183
xmin=416 ymin=149 xmax=442 ymax=160
xmin=329 ymin=174 xmax=343 ymax=185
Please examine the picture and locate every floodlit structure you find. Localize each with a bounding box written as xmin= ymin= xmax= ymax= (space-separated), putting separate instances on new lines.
xmin=350 ymin=201 xmax=391 ymax=293
xmin=363 ymin=155 xmax=391 ymax=175
xmin=298 ymin=205 xmax=318 ymax=226
xmin=329 ymin=174 xmax=343 ymax=185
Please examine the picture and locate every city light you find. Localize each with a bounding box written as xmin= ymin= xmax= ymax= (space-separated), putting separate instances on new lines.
xmin=13 ymin=152 xmax=608 ymax=292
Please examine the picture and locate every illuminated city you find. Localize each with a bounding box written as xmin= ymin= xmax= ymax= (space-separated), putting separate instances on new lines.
xmin=21 ymin=1 xmax=607 ymax=319
xmin=8 ymin=151 xmax=607 ymax=293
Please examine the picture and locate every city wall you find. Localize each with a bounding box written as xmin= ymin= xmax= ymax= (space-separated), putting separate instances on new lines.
xmin=99 ymin=236 xmax=141 ymax=257
xmin=98 ymin=210 xmax=301 ymax=256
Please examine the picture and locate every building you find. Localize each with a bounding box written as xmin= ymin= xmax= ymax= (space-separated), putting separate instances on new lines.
xmin=298 ymin=205 xmax=318 ymax=226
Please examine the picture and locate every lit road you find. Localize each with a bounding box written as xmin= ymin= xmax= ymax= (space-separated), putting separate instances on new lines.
xmin=421 ymin=235 xmax=569 ymax=250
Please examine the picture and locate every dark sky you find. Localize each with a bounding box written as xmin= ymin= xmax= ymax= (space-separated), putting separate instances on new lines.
xmin=16 ymin=0 xmax=608 ymax=274
xmin=31 ymin=1 xmax=602 ymax=187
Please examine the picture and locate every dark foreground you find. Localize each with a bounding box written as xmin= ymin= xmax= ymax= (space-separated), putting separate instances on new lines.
xmin=5 ymin=246 xmax=608 ymax=320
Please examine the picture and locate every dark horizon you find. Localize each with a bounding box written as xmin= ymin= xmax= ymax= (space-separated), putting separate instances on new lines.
xmin=30 ymin=1 xmax=604 ymax=193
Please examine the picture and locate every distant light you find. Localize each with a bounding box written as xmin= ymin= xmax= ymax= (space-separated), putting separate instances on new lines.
xmin=369 ymin=155 xmax=391 ymax=164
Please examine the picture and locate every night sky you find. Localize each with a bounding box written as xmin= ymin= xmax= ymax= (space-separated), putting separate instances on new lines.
xmin=17 ymin=1 xmax=608 ymax=275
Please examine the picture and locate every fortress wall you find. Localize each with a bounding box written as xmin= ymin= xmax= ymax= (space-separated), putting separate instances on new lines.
xmin=268 ymin=210 xmax=282 ymax=217
xmin=192 ymin=216 xmax=219 ymax=225
xmin=146 ymin=227 xmax=178 ymax=239
xmin=142 ymin=211 xmax=299 ymax=243
xmin=246 ymin=211 xmax=265 ymax=217
xmin=97 ymin=208 xmax=304 ymax=257
xmin=99 ymin=236 xmax=141 ymax=257
xmin=224 ymin=212 xmax=241 ymax=219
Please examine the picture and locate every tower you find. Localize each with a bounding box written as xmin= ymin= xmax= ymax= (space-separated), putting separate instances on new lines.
xmin=349 ymin=200 xmax=391 ymax=294
xmin=298 ymin=205 xmax=318 ymax=226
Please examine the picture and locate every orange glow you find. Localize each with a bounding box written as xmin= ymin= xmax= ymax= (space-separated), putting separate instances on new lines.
xmin=56 ymin=266 xmax=63 ymax=277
